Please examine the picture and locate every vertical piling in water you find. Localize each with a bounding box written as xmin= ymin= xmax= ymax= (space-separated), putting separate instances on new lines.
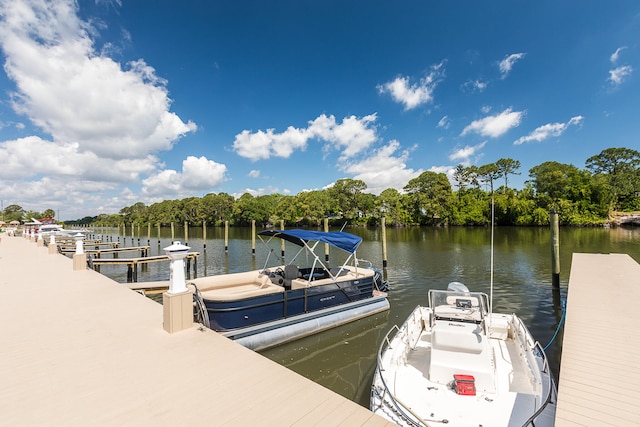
xmin=324 ymin=218 xmax=330 ymax=262
xmin=203 ymin=220 xmax=207 ymax=250
xmin=550 ymin=209 xmax=560 ymax=289
xmin=280 ymin=220 xmax=285 ymax=259
xmin=224 ymin=220 xmax=229 ymax=253
xmin=157 ymin=223 xmax=161 ymax=245
xmin=251 ymin=220 xmax=256 ymax=256
xmin=184 ymin=221 xmax=189 ymax=245
xmin=137 ymin=223 xmax=141 ymax=245
xmin=381 ymin=217 xmax=388 ymax=268
xmin=147 ymin=223 xmax=151 ymax=246
xmin=117 ymin=223 xmax=121 ymax=244
xmin=130 ymin=222 xmax=134 ymax=246
xmin=171 ymin=222 xmax=175 ymax=242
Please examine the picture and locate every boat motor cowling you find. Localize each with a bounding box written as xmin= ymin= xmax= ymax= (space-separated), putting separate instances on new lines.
xmin=447 ymin=281 xmax=470 ymax=293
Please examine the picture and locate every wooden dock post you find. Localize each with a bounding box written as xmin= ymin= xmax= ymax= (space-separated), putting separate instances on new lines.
xmin=381 ymin=216 xmax=388 ymax=268
xmin=184 ymin=221 xmax=189 ymax=245
xmin=251 ymin=220 xmax=256 ymax=256
xmin=157 ymin=223 xmax=161 ymax=245
xmin=130 ymin=222 xmax=134 ymax=246
xmin=324 ymin=218 xmax=329 ymax=262
xmin=550 ymin=209 xmax=560 ymax=289
xmin=170 ymin=222 xmax=175 ymax=241
xmin=280 ymin=219 xmax=285 ymax=259
xmin=224 ymin=220 xmax=229 ymax=253
xmin=147 ymin=223 xmax=151 ymax=246
xmin=203 ymin=220 xmax=207 ymax=250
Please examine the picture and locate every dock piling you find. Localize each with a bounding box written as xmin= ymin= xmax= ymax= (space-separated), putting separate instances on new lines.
xmin=550 ymin=209 xmax=560 ymax=289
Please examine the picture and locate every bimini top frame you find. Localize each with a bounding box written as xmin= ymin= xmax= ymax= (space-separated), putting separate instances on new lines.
xmin=258 ymin=229 xmax=363 ymax=283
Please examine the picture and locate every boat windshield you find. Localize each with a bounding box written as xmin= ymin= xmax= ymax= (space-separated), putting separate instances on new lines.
xmin=429 ymin=289 xmax=489 ymax=323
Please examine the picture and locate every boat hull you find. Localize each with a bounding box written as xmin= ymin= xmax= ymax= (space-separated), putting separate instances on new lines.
xmin=370 ymin=305 xmax=557 ymax=427
xmin=203 ymin=278 xmax=376 ymax=331
xmin=224 ymin=294 xmax=389 ymax=351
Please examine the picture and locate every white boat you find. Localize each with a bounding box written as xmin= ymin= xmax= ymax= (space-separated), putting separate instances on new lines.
xmin=370 ymin=281 xmax=557 ymax=426
xmin=31 ymin=218 xmax=73 ymax=236
xmin=190 ymin=229 xmax=390 ymax=351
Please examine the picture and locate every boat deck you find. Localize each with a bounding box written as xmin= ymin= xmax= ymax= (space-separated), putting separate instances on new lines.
xmin=555 ymin=253 xmax=640 ymax=426
xmin=377 ymin=312 xmax=537 ymax=426
xmin=0 ymin=234 xmax=394 ymax=426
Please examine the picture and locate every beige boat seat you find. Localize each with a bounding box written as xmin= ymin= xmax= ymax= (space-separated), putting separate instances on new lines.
xmin=283 ymin=265 xmax=300 ymax=289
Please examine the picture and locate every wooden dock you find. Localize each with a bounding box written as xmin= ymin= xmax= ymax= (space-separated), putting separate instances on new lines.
xmin=556 ymin=253 xmax=640 ymax=426
xmin=0 ymin=234 xmax=393 ymax=426
xmin=88 ymin=251 xmax=200 ymax=282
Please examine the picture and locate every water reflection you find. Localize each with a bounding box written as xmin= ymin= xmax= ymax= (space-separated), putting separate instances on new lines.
xmin=93 ymin=225 xmax=640 ymax=408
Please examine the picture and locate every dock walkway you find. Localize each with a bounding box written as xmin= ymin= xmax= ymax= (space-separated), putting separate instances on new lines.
xmin=0 ymin=234 xmax=393 ymax=426
xmin=556 ymin=253 xmax=640 ymax=426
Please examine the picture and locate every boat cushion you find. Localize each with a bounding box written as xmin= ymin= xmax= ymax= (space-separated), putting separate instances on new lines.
xmin=431 ymin=321 xmax=483 ymax=354
xmin=429 ymin=320 xmax=495 ymax=393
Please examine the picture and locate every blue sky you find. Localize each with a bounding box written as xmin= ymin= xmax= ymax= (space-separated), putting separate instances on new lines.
xmin=0 ymin=1 xmax=638 ymax=220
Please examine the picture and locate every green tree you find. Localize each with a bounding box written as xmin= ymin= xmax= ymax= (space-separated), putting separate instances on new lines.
xmin=495 ymin=158 xmax=521 ymax=191
xmin=297 ymin=190 xmax=331 ymax=226
xmin=119 ymin=202 xmax=148 ymax=224
xmin=476 ymin=163 xmax=501 ymax=193
xmin=202 ymin=192 xmax=235 ymax=224
xmin=403 ymin=171 xmax=453 ymax=225
xmin=586 ymin=147 xmax=640 ymax=211
xmin=452 ymin=164 xmax=471 ymax=191
xmin=375 ymin=188 xmax=408 ymax=225
xmin=528 ymin=161 xmax=593 ymax=214
xmin=3 ymin=204 xmax=25 ymax=222
xmin=42 ymin=208 xmax=56 ymax=219
xmin=327 ymin=178 xmax=367 ymax=221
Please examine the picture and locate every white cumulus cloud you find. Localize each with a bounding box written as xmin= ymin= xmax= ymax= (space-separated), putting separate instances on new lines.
xmin=232 ymin=113 xmax=378 ymax=162
xmin=339 ymin=140 xmax=422 ymax=195
xmin=513 ymin=116 xmax=583 ymax=145
xmin=0 ymin=0 xmax=216 ymax=218
xmin=449 ymin=141 xmax=487 ymax=163
xmin=141 ymin=156 xmax=226 ymax=198
xmin=608 ymin=65 xmax=633 ymax=86
xmin=377 ymin=61 xmax=445 ymax=110
xmin=461 ymin=108 xmax=524 ymax=138
xmin=498 ymin=53 xmax=526 ymax=79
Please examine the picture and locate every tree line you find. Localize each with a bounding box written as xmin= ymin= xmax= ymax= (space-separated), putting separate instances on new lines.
xmin=5 ymin=147 xmax=640 ymax=228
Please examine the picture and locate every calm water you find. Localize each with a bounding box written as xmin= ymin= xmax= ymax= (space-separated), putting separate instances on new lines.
xmin=91 ymin=225 xmax=640 ymax=408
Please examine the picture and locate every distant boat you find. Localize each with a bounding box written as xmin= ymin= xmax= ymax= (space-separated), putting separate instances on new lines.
xmin=31 ymin=218 xmax=73 ymax=237
xmin=189 ymin=229 xmax=390 ymax=351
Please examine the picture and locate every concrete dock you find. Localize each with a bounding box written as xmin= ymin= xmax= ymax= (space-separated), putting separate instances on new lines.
xmin=555 ymin=253 xmax=640 ymax=426
xmin=0 ymin=234 xmax=393 ymax=426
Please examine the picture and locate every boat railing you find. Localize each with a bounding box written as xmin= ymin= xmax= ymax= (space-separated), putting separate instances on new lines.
xmin=511 ymin=317 xmax=556 ymax=427
xmin=374 ymin=315 xmax=430 ymax=427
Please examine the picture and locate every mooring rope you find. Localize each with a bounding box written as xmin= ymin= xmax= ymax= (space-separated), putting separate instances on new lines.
xmin=544 ymin=299 xmax=566 ymax=351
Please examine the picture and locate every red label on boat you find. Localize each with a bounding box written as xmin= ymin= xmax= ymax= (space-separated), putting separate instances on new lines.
xmin=453 ymin=374 xmax=476 ymax=396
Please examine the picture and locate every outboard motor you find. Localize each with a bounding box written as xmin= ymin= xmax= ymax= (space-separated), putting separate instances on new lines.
xmin=373 ymin=268 xmax=389 ymax=292
xmin=447 ymin=281 xmax=470 ymax=293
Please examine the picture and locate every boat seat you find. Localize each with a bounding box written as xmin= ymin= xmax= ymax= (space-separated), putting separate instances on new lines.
xmin=330 ymin=267 xmax=349 ymax=277
xmin=429 ymin=320 xmax=495 ymax=393
xmin=283 ymin=265 xmax=300 ymax=289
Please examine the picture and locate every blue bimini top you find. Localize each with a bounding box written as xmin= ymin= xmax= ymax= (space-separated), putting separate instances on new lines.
xmin=258 ymin=229 xmax=362 ymax=254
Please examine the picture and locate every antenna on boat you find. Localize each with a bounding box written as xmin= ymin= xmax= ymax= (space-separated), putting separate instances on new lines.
xmin=489 ymin=193 xmax=495 ymax=321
